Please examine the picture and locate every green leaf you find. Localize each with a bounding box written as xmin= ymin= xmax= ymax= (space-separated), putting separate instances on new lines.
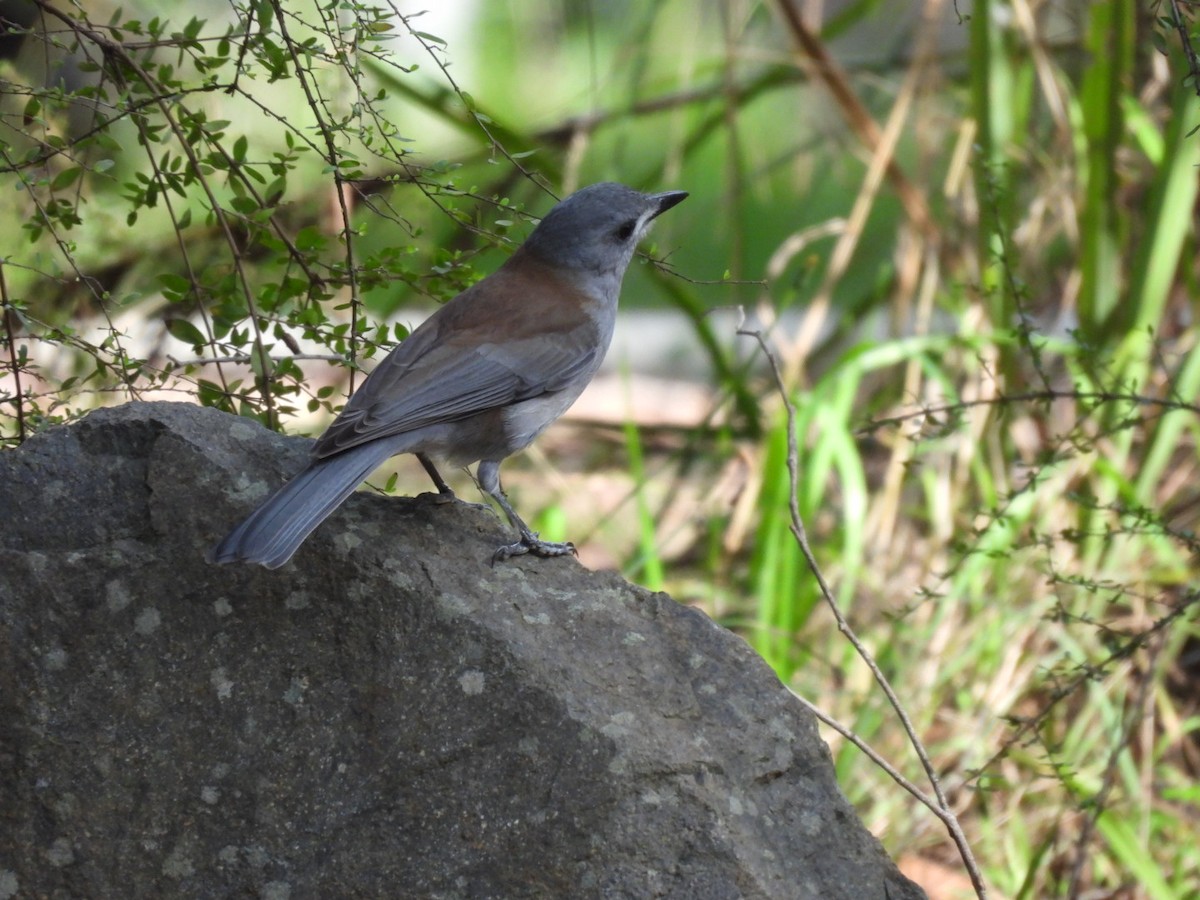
xmin=51 ymin=167 xmax=83 ymax=190
xmin=264 ymin=177 xmax=286 ymax=206
xmin=158 ymin=273 xmax=191 ymax=295
xmin=197 ymin=380 xmax=226 ymax=407
xmin=165 ymin=318 xmax=207 ymax=347
xmin=295 ymin=226 xmax=327 ymax=252
xmin=230 ymin=195 xmax=257 ymax=215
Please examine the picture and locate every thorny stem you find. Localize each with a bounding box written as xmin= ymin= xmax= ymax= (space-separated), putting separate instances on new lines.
xmin=1167 ymin=0 xmax=1200 ymax=97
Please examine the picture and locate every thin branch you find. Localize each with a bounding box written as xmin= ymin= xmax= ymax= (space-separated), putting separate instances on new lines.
xmin=966 ymin=594 xmax=1196 ymax=790
xmin=772 ymin=0 xmax=934 ymax=239
xmin=28 ymin=0 xmax=276 ymax=423
xmin=862 ymin=389 xmax=1200 ymax=435
xmin=268 ymin=0 xmax=362 ymax=392
xmin=1065 ymin=631 xmax=1167 ymax=897
xmin=1167 ymin=0 xmax=1200 ymax=96
xmin=736 ymin=311 xmax=988 ymax=899
xmin=166 ymin=353 xmax=347 ymax=368
xmin=396 ymin=10 xmax=544 ymax=190
xmin=790 ymin=690 xmax=941 ymax=811
xmin=0 ymin=262 xmax=26 ymax=441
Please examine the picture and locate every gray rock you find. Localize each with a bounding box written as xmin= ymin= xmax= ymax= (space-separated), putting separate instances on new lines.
xmin=0 ymin=401 xmax=925 ymax=899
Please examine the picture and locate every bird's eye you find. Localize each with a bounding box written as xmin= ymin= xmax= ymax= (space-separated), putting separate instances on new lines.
xmin=613 ymin=220 xmax=637 ymax=242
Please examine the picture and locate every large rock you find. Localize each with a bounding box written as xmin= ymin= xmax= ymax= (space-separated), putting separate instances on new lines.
xmin=0 ymin=402 xmax=924 ymax=899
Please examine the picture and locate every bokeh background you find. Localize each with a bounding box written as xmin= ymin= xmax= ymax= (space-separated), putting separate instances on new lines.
xmin=2 ymin=1 xmax=1198 ymax=896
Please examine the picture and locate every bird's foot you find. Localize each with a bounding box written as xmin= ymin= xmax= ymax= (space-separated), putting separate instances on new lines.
xmin=492 ymin=534 xmax=577 ymax=565
xmin=415 ymin=488 xmax=490 ymax=512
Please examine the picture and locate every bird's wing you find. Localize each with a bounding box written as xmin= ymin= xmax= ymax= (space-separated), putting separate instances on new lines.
xmin=313 ymin=268 xmax=602 ymax=457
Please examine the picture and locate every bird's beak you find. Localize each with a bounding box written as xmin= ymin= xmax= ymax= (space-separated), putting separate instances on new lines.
xmin=649 ymin=190 xmax=688 ymax=219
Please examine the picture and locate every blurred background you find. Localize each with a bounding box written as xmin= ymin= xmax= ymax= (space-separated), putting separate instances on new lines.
xmin=2 ymin=1 xmax=1198 ymax=896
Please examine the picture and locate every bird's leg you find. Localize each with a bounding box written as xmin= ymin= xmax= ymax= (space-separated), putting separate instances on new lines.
xmin=417 ymin=453 xmax=454 ymax=496
xmin=477 ymin=460 xmax=576 ymax=563
xmin=415 ymin=453 xmax=492 ymax=514
xmin=418 ymin=452 xmax=492 ymax=511
xmin=412 ymin=452 xmax=462 ymax=506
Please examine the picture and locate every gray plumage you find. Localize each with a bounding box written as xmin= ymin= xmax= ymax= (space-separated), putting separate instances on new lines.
xmin=209 ymin=182 xmax=687 ymax=568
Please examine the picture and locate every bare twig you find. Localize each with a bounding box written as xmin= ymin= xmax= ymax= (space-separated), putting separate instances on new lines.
xmin=790 ymin=690 xmax=941 ymax=810
xmin=861 ymin=388 xmax=1200 ymax=434
xmin=736 ymin=310 xmax=988 ymax=899
xmin=166 ymin=353 xmax=348 ymax=368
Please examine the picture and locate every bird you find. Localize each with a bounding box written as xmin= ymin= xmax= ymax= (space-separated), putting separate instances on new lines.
xmin=208 ymin=181 xmax=688 ymax=569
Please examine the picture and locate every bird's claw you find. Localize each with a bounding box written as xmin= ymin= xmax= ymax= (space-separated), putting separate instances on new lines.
xmin=492 ymin=534 xmax=577 ymax=565
xmin=415 ymin=489 xmax=457 ymax=506
xmin=415 ymin=490 xmax=491 ymax=512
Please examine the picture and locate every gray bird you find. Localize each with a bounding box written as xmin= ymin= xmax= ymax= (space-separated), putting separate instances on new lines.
xmin=209 ymin=182 xmax=688 ymax=568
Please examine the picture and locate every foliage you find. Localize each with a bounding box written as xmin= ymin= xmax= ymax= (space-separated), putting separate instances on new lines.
xmin=0 ymin=0 xmax=591 ymax=439
xmin=2 ymin=1 xmax=1199 ymax=897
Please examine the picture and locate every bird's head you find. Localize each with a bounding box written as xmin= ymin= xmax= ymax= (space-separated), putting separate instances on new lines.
xmin=520 ymin=182 xmax=688 ymax=283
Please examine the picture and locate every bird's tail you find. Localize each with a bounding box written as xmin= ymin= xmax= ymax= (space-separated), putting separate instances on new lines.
xmin=207 ymin=441 xmax=401 ymax=569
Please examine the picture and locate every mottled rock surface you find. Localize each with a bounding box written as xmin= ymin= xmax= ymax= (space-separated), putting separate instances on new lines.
xmin=0 ymin=401 xmax=924 ymax=899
